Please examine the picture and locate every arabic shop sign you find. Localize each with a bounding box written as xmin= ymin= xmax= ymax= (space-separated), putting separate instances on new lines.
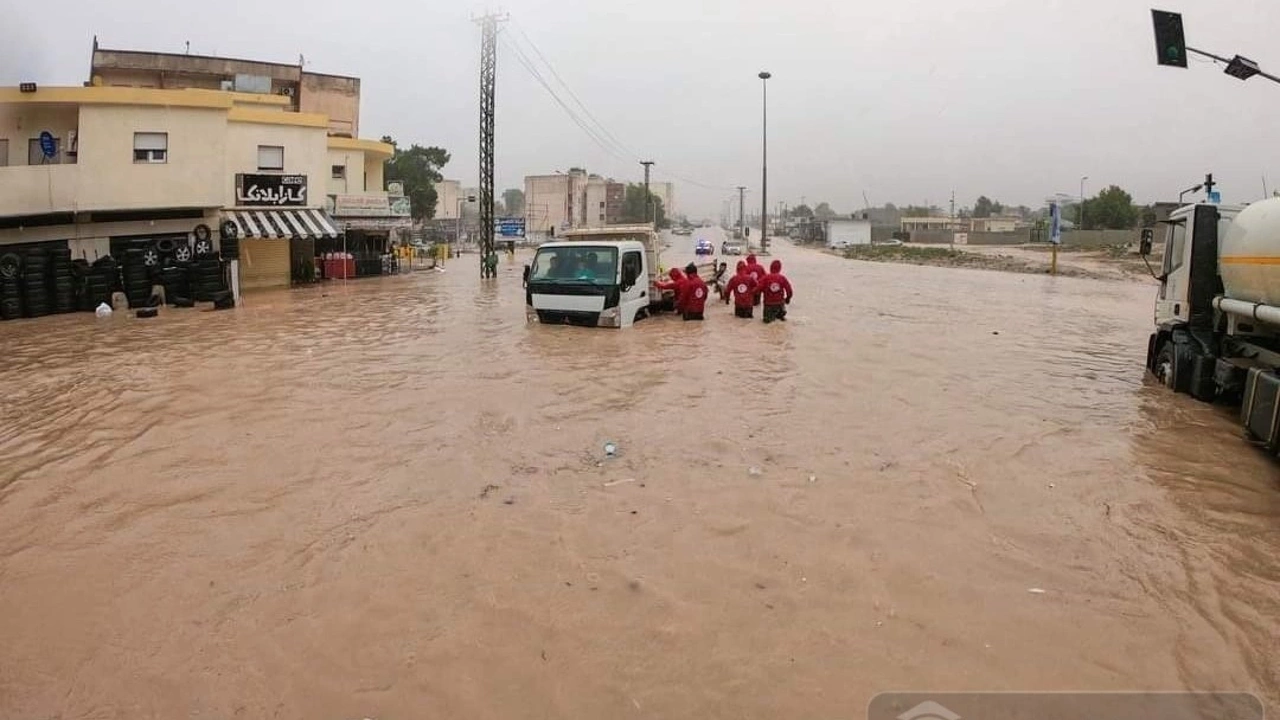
xmin=235 ymin=173 xmax=307 ymax=207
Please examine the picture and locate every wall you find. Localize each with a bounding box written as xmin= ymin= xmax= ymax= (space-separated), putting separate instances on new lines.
xmin=300 ymin=73 xmax=359 ymax=136
xmin=0 ymin=103 xmax=79 ymax=166
xmin=77 ymin=104 xmax=226 ymax=211
xmin=326 ymin=147 xmax=360 ymax=195
xmin=364 ymin=154 xmax=383 ymax=194
xmin=224 ymin=120 xmax=328 ymax=208
xmin=1063 ymin=229 xmax=1138 ymax=248
xmin=584 ymin=178 xmax=608 ymax=226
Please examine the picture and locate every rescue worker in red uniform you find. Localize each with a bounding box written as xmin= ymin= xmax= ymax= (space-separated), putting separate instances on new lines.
xmin=725 ymin=260 xmax=758 ymax=318
xmin=745 ymin=254 xmax=767 ymax=306
xmin=757 ymin=259 xmax=793 ymax=323
xmin=680 ymin=262 xmax=708 ymax=321
xmin=655 ymin=267 xmax=686 ymax=313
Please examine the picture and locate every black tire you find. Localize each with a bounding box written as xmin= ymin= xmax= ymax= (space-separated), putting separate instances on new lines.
xmin=193 ymin=237 xmax=214 ymax=257
xmin=0 ymin=253 xmax=21 ymax=280
xmin=1155 ymin=341 xmax=1191 ymax=394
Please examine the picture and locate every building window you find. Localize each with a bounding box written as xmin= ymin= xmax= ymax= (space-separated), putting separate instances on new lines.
xmin=257 ymin=145 xmax=284 ymax=171
xmin=0 ymin=139 xmax=7 ymax=167
xmin=28 ymin=137 xmax=59 ymax=165
xmin=599 ymin=201 xmax=605 ymax=209
xmin=599 ymin=213 xmax=605 ymax=221
xmin=331 ymin=164 xmax=346 ymax=179
xmin=133 ymin=132 xmax=168 ymax=163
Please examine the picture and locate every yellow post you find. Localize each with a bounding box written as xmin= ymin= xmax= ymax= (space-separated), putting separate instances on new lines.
xmin=1050 ymin=243 xmax=1058 ymax=275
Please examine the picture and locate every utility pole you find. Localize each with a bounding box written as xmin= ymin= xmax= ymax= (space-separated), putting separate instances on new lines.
xmin=641 ymin=160 xmax=655 ymax=227
xmin=758 ymin=71 xmax=772 ymax=255
xmin=737 ymin=186 xmax=746 ymax=239
xmin=475 ymin=11 xmax=506 ymax=278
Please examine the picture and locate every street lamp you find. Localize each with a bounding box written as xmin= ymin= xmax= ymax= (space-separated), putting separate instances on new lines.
xmin=1079 ymin=176 xmax=1088 ymax=230
xmin=1179 ymin=184 xmax=1203 ymax=203
xmin=759 ymin=71 xmax=771 ymax=254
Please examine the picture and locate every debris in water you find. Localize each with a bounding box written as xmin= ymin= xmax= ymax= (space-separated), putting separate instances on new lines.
xmin=603 ymin=441 xmax=618 ymax=457
xmin=502 ymin=497 xmax=515 ymax=505
xmin=808 ymin=474 xmax=817 ymax=483
xmin=95 ymin=302 xmax=113 ymax=317
xmin=748 ymin=466 xmax=763 ymax=476
xmin=1027 ymin=587 xmax=1046 ymax=594
xmin=479 ymin=484 xmax=500 ymax=499
xmin=603 ymin=477 xmax=636 ymax=487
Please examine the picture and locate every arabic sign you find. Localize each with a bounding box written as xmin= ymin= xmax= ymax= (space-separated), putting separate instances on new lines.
xmin=495 ymin=217 xmax=526 ymax=238
xmin=235 ymin=174 xmax=307 ymax=207
xmin=332 ymin=194 xmax=390 ymax=217
xmin=389 ymin=195 xmax=411 ymax=217
xmin=1049 ymin=202 xmax=1062 ymax=245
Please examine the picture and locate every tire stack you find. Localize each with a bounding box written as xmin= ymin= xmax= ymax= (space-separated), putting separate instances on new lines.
xmin=121 ymin=248 xmax=154 ymax=309
xmin=0 ymin=253 xmax=21 ymax=321
xmin=50 ymin=247 xmax=75 ymax=314
xmin=21 ymin=247 xmax=50 ymax=318
xmin=84 ymin=256 xmax=119 ymax=311
xmin=191 ymin=253 xmax=225 ymax=302
xmin=159 ymin=264 xmax=191 ymax=304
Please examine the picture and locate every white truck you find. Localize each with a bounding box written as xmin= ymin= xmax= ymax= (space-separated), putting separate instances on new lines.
xmin=1143 ymin=197 xmax=1280 ymax=453
xmin=523 ymin=226 xmax=714 ymax=328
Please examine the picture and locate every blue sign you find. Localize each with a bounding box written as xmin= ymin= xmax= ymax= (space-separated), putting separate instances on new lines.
xmin=495 ymin=217 xmax=526 ymax=238
xmin=1049 ymin=202 xmax=1062 ymax=245
xmin=38 ymin=131 xmax=56 ymax=160
xmin=1208 ymin=191 xmax=1222 ymax=204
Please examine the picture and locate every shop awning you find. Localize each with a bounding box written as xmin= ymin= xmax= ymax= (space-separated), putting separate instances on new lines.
xmin=223 ymin=208 xmax=341 ymax=240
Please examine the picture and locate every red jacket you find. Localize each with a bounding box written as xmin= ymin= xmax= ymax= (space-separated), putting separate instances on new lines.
xmin=757 ymin=260 xmax=793 ymax=306
xmin=725 ymin=272 xmax=757 ymax=308
xmin=656 ymin=269 xmax=686 ymax=311
xmin=682 ymin=273 xmax=709 ymax=313
xmin=745 ymin=262 xmax=766 ymax=286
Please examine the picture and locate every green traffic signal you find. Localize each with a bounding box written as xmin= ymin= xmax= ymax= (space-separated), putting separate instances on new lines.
xmin=1152 ymin=9 xmax=1188 ymax=68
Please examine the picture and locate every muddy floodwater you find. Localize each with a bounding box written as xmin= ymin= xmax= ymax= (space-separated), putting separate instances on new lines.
xmin=2 ymin=233 xmax=1278 ymax=718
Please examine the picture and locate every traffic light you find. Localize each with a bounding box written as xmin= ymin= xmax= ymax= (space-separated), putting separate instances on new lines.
xmin=1151 ymin=9 xmax=1187 ymax=68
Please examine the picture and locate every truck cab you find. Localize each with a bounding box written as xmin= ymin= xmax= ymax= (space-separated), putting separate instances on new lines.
xmin=525 ymin=225 xmax=671 ymax=328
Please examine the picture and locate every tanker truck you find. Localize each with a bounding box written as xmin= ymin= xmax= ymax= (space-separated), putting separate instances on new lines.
xmin=1143 ymin=198 xmax=1280 ymax=454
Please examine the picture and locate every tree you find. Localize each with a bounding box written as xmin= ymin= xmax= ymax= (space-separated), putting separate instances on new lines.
xmin=380 ymin=136 xmax=450 ymax=221
xmin=790 ymin=204 xmax=814 ymax=218
xmin=503 ymin=188 xmax=525 ymax=216
xmin=814 ymin=202 xmax=837 ymax=220
xmin=901 ymin=205 xmax=939 ymax=217
xmin=620 ymin=183 xmax=666 ymax=228
xmin=1082 ymin=185 xmax=1139 ymax=230
xmin=973 ymin=195 xmax=1004 ymax=218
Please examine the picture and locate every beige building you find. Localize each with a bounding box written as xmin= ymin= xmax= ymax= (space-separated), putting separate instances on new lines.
xmin=433 ymin=179 xmax=463 ymax=220
xmin=0 ymin=84 xmax=393 ymax=295
xmin=524 ymin=169 xmax=627 ymax=237
xmin=90 ymin=39 xmax=361 ymax=137
xmin=901 ymin=216 xmax=969 ymax=232
xmin=648 ymin=181 xmax=675 ymax=217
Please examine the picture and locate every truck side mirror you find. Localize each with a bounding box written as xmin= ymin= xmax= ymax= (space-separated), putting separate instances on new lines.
xmin=1139 ymin=228 xmax=1154 ymax=256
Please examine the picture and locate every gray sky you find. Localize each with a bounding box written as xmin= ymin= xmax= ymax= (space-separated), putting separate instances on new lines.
xmin=6 ymin=0 xmax=1280 ymax=217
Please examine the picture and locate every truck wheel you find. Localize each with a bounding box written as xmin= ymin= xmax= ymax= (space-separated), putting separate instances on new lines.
xmin=1155 ymin=341 xmax=1193 ymax=394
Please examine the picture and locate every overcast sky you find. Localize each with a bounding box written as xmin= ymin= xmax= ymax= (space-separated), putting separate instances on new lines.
xmin=5 ymin=0 xmax=1280 ymax=217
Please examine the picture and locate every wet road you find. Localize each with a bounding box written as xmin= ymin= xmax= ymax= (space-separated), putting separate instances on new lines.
xmin=1 ymin=230 xmax=1278 ymax=718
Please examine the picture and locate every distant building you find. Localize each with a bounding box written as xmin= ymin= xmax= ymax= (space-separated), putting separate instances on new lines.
xmin=901 ymin=216 xmax=969 ymax=232
xmin=433 ymin=180 xmax=463 ymax=220
xmin=524 ymin=168 xmax=629 ymax=236
xmin=969 ymin=216 xmax=1019 ymax=232
xmin=648 ymin=181 xmax=675 ymax=217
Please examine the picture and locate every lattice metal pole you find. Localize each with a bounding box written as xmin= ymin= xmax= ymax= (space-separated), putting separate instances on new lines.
xmin=476 ymin=13 xmax=505 ymax=278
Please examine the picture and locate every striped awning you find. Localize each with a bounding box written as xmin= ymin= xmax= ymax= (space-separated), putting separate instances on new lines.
xmin=223 ymin=208 xmax=341 ymax=239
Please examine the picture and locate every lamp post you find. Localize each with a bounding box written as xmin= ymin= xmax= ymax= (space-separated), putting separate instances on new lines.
xmin=758 ymin=71 xmax=771 ymax=255
xmin=1179 ymin=184 xmax=1203 ymax=203
xmin=1079 ymin=176 xmax=1088 ymax=230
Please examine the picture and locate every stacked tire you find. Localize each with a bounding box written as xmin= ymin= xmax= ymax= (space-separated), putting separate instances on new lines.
xmin=50 ymin=247 xmax=75 ymax=314
xmin=121 ymin=248 xmax=154 ymax=309
xmin=159 ymin=264 xmax=191 ymax=304
xmin=213 ymin=222 xmax=237 ymax=260
xmin=191 ymin=253 xmax=225 ymax=302
xmin=22 ymin=247 xmax=50 ymax=318
xmin=0 ymin=252 xmax=21 ymax=321
xmin=85 ymin=256 xmax=119 ymax=311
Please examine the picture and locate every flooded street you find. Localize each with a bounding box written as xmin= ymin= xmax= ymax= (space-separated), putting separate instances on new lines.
xmin=2 ymin=230 xmax=1278 ymax=718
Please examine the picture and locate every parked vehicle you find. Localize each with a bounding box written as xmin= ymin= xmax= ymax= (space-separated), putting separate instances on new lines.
xmin=1143 ymin=198 xmax=1280 ymax=455
xmin=695 ymin=239 xmax=714 ymax=256
xmin=722 ymin=242 xmax=745 ymax=255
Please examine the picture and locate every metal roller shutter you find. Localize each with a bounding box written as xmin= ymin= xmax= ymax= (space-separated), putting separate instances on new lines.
xmin=239 ymin=238 xmax=291 ymax=290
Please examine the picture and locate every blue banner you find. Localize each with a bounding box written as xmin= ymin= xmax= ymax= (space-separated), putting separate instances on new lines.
xmin=495 ymin=217 xmax=526 ymax=238
xmin=1049 ymin=202 xmax=1062 ymax=245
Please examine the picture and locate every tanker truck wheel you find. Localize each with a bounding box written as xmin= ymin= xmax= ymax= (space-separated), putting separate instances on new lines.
xmin=1155 ymin=341 xmax=1193 ymax=394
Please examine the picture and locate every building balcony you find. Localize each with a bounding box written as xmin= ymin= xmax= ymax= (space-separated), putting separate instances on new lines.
xmin=0 ymin=161 xmax=224 ymax=219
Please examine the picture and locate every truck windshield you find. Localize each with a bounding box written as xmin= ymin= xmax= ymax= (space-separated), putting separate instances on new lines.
xmin=530 ymin=246 xmax=619 ymax=285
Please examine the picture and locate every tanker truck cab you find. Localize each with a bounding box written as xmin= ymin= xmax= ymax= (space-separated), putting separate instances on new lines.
xmin=1143 ymin=198 xmax=1280 ymax=455
xmin=525 ymin=237 xmax=652 ymax=328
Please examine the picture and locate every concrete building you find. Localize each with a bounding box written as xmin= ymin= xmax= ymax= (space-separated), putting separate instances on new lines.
xmin=0 ymin=82 xmax=394 ymax=295
xmin=524 ymin=169 xmax=628 ymax=238
xmin=969 ymin=217 xmax=1018 ymax=233
xmin=90 ymin=39 xmax=361 ymax=137
xmin=648 ymin=181 xmax=675 ymax=217
xmin=433 ymin=179 xmax=463 ymax=220
xmin=901 ymin=216 xmax=969 ymax=232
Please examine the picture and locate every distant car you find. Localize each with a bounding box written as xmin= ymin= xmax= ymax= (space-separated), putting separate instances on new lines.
xmin=695 ymin=239 xmax=714 ymax=256
xmin=872 ymin=238 xmax=904 ymax=247
xmin=722 ymin=242 xmax=745 ymax=256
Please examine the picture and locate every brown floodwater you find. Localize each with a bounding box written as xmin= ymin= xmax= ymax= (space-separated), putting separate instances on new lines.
xmin=1 ymin=232 xmax=1277 ymax=719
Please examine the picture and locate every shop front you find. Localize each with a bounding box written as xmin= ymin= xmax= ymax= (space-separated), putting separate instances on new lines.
xmin=224 ymin=173 xmax=339 ymax=291
xmin=324 ymin=192 xmax=412 ymax=279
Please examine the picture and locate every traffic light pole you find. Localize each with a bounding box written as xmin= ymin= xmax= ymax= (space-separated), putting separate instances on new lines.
xmin=1186 ymin=46 xmax=1280 ymax=85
